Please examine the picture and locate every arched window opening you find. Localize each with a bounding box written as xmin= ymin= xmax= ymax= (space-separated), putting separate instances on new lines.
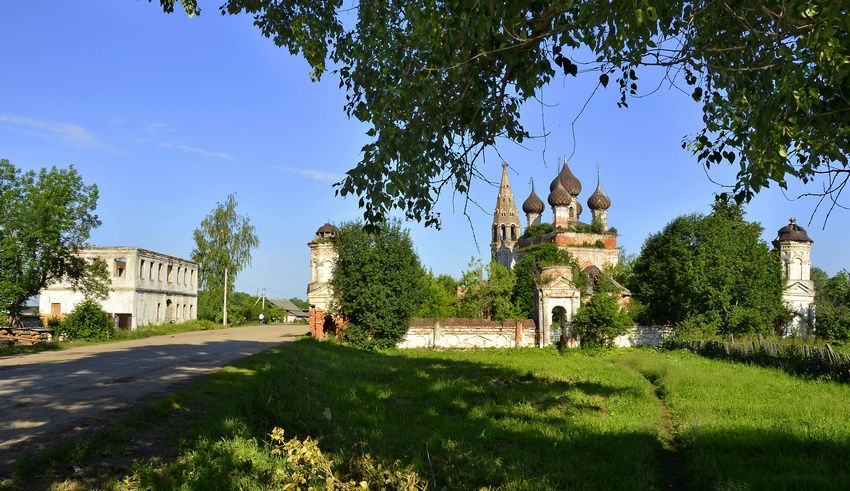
xmin=500 ymin=224 xmax=506 ymax=241
xmin=510 ymin=225 xmax=517 ymax=241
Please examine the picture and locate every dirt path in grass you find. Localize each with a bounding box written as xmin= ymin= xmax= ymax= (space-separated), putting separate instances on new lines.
xmin=0 ymin=324 xmax=307 ymax=474
xmin=640 ymin=372 xmax=683 ymax=490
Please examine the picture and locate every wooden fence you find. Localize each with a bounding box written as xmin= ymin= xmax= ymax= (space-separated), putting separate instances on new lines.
xmin=667 ymin=335 xmax=850 ymax=383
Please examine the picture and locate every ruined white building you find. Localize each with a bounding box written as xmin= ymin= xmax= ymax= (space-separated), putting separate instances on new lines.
xmin=39 ymin=247 xmax=198 ymax=329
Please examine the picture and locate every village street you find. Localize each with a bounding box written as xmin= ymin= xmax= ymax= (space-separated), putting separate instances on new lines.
xmin=0 ymin=324 xmax=307 ymax=470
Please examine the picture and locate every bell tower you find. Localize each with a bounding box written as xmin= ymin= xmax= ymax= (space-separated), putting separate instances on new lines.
xmin=491 ymin=163 xmax=521 ymax=269
xmin=773 ymin=218 xmax=815 ymax=336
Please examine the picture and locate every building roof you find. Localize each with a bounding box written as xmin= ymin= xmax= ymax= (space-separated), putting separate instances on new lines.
xmin=492 ymin=163 xmax=521 ymax=229
xmin=269 ymin=298 xmax=310 ymax=316
xmin=316 ymin=223 xmax=339 ymax=235
xmin=773 ymin=218 xmax=813 ymax=244
xmin=549 ymin=158 xmax=582 ymax=196
xmin=521 ymin=179 xmax=545 ymax=214
xmin=587 ymin=174 xmax=612 ymax=210
xmin=548 ymin=179 xmax=572 ymax=207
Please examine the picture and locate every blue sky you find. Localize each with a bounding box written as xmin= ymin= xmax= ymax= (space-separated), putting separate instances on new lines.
xmin=2 ymin=1 xmax=847 ymax=301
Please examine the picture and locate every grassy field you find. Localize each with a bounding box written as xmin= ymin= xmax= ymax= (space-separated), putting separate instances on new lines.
xmin=10 ymin=340 xmax=850 ymax=490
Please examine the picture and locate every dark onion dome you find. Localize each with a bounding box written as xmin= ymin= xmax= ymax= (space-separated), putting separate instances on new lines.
xmin=587 ymin=182 xmax=612 ymax=210
xmin=316 ymin=222 xmax=339 ymax=235
xmin=553 ymin=158 xmax=582 ymax=196
xmin=522 ymin=180 xmax=545 ymax=214
xmin=548 ymin=179 xmax=572 ymax=207
xmin=774 ymin=218 xmax=813 ymax=244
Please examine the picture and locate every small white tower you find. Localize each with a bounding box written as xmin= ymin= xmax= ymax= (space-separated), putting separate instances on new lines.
xmin=307 ymin=222 xmax=338 ymax=336
xmin=773 ymin=218 xmax=815 ymax=336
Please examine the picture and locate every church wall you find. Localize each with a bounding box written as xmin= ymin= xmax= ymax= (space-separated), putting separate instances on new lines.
xmin=398 ymin=318 xmax=537 ymax=349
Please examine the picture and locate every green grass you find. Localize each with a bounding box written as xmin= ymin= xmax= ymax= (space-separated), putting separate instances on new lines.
xmin=10 ymin=341 xmax=850 ymax=490
xmin=0 ymin=320 xmax=253 ymax=357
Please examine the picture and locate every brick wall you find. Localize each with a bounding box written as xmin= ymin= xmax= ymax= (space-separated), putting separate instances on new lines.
xmin=399 ymin=318 xmax=538 ymax=349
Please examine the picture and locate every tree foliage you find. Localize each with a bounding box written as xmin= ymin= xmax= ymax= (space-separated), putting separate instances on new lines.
xmin=192 ymin=193 xmax=259 ymax=319
xmin=571 ymin=293 xmax=632 ymax=346
xmin=158 ymin=1 xmax=850 ymax=226
xmin=815 ymin=269 xmax=850 ymax=340
xmin=416 ymin=271 xmax=460 ymax=319
xmin=454 ymin=260 xmax=519 ymax=322
xmin=0 ymin=160 xmax=107 ymax=325
xmin=331 ymin=220 xmax=425 ymax=349
xmin=630 ymin=197 xmax=786 ymax=335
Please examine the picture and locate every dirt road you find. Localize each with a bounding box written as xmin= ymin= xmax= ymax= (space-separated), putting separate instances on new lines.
xmin=0 ymin=324 xmax=306 ymax=465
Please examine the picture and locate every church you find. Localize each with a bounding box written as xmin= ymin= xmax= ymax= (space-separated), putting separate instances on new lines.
xmin=305 ymin=159 xmax=818 ymax=346
xmin=490 ymin=158 xmax=625 ymax=345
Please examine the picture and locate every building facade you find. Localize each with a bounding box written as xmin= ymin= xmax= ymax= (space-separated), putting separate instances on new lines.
xmin=39 ymin=247 xmax=198 ymax=329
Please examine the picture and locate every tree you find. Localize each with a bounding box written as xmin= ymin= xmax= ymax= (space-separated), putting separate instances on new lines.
xmin=815 ymin=270 xmax=850 ymax=340
xmin=157 ymin=1 xmax=850 ymax=227
xmin=0 ymin=160 xmax=108 ymax=326
xmin=416 ymin=270 xmax=460 ymax=319
xmin=455 ymin=260 xmax=518 ymax=321
xmin=331 ymin=220 xmax=426 ymax=349
xmin=571 ymin=293 xmax=632 ymax=346
xmin=630 ymin=197 xmax=786 ymax=335
xmin=191 ymin=194 xmax=259 ymax=323
xmin=511 ymin=244 xmax=586 ymax=318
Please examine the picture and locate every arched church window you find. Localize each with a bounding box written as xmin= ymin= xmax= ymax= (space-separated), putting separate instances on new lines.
xmin=510 ymin=225 xmax=516 ymax=241
xmin=500 ymin=225 xmax=506 ymax=241
xmin=492 ymin=225 xmax=497 ymax=242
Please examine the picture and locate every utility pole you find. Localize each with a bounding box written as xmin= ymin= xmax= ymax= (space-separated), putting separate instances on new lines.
xmin=223 ymin=267 xmax=229 ymax=326
xmin=261 ymin=288 xmax=266 ymax=310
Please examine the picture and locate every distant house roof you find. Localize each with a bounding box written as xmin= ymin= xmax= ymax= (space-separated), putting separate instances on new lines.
xmin=269 ymin=298 xmax=309 ymax=318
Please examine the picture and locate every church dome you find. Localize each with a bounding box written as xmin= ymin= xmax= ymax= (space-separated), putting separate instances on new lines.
xmin=522 ymin=181 xmax=545 ymax=214
xmin=316 ymin=222 xmax=339 ymax=236
xmin=548 ymin=180 xmax=572 ymax=207
xmin=587 ymin=184 xmax=611 ymax=210
xmin=549 ymin=159 xmax=582 ymax=196
xmin=576 ymin=200 xmax=583 ymax=217
xmin=774 ymin=218 xmax=812 ymax=243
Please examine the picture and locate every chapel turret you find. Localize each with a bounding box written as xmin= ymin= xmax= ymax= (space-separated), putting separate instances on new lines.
xmin=587 ymin=169 xmax=612 ymax=231
xmin=491 ymin=163 xmax=521 ymax=269
xmin=521 ymin=178 xmax=545 ymax=228
xmin=773 ymin=218 xmax=816 ymax=336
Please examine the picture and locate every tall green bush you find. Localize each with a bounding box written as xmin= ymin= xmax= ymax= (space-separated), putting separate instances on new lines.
xmin=571 ymin=293 xmax=632 ymax=346
xmin=60 ymin=300 xmax=114 ymax=341
xmin=331 ymin=219 xmax=426 ymax=349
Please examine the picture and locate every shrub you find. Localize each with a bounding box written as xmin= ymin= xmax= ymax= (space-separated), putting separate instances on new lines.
xmin=60 ymin=300 xmax=113 ymax=341
xmin=130 ymin=426 xmax=423 ymax=489
xmin=520 ymin=223 xmax=555 ymax=238
xmin=571 ymin=293 xmax=632 ymax=346
xmin=332 ymin=219 xmax=426 ymax=349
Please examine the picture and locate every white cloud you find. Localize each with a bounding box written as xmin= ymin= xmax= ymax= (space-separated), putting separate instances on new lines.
xmin=271 ymin=166 xmax=344 ymax=182
xmin=158 ymin=142 xmax=233 ymax=160
xmin=0 ymin=114 xmax=111 ymax=151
